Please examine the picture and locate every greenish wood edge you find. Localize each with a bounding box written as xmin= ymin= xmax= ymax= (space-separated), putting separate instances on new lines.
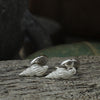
xmin=27 ymin=42 xmax=100 ymax=59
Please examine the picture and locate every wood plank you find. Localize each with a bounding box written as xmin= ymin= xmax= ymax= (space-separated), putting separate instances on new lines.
xmin=0 ymin=56 xmax=100 ymax=100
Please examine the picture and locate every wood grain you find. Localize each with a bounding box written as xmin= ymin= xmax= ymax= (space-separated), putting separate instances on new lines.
xmin=0 ymin=56 xmax=100 ymax=100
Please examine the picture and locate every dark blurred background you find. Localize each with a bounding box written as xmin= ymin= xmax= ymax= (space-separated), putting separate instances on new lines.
xmin=0 ymin=0 xmax=100 ymax=60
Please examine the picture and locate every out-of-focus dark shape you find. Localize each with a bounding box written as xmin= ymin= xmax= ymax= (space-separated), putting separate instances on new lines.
xmin=20 ymin=10 xmax=61 ymax=58
xmin=0 ymin=0 xmax=61 ymax=60
xmin=0 ymin=0 xmax=28 ymax=60
xmin=29 ymin=0 xmax=60 ymax=21
xmin=29 ymin=0 xmax=100 ymax=38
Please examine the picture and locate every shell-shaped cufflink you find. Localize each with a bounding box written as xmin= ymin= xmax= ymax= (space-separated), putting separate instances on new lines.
xmin=45 ymin=66 xmax=76 ymax=79
xmin=45 ymin=59 xmax=80 ymax=79
xmin=19 ymin=55 xmax=48 ymax=76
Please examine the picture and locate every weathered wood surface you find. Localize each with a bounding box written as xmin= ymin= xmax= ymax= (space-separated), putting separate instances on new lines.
xmin=0 ymin=56 xmax=100 ymax=100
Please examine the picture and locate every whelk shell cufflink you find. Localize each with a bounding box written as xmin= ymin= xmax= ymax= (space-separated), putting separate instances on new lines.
xmin=45 ymin=59 xmax=80 ymax=79
xmin=45 ymin=65 xmax=76 ymax=79
xmin=19 ymin=55 xmax=48 ymax=76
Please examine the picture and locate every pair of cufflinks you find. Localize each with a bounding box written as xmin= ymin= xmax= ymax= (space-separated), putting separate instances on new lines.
xmin=19 ymin=56 xmax=80 ymax=79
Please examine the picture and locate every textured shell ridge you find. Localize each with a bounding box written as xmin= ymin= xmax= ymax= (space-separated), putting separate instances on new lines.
xmin=45 ymin=70 xmax=58 ymax=78
xmin=35 ymin=65 xmax=48 ymax=76
xmin=45 ymin=68 xmax=65 ymax=79
xmin=19 ymin=64 xmax=48 ymax=76
xmin=19 ymin=66 xmax=36 ymax=76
